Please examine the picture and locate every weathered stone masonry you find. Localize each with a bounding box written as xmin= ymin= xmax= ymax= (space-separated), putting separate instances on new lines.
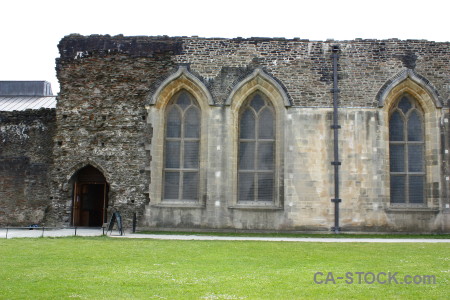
xmin=35 ymin=35 xmax=450 ymax=231
xmin=0 ymin=109 xmax=55 ymax=225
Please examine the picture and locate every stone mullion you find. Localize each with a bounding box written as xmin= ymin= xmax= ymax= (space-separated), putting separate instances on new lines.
xmin=179 ymin=106 xmax=185 ymax=201
xmin=254 ymin=114 xmax=259 ymax=201
xmin=404 ymin=113 xmax=410 ymax=203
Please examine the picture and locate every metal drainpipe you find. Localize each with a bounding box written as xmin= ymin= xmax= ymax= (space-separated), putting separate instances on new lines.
xmin=331 ymin=45 xmax=342 ymax=234
xmin=442 ymin=105 xmax=450 ymax=226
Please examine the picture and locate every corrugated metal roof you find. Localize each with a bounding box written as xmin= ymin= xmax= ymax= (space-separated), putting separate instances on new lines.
xmin=0 ymin=81 xmax=53 ymax=96
xmin=0 ymin=96 xmax=56 ymax=111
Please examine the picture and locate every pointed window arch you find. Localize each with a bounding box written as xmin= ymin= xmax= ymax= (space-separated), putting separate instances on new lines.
xmin=389 ymin=94 xmax=425 ymax=204
xmin=148 ymin=67 xmax=210 ymax=207
xmin=238 ymin=92 xmax=275 ymax=202
xmin=227 ymin=69 xmax=286 ymax=209
xmin=163 ymin=90 xmax=201 ymax=201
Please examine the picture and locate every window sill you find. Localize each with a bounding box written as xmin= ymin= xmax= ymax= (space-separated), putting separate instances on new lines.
xmin=386 ymin=206 xmax=439 ymax=213
xmin=151 ymin=202 xmax=205 ymax=209
xmin=228 ymin=205 xmax=283 ymax=211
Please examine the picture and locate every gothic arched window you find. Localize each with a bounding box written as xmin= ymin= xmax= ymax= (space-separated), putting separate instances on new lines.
xmin=238 ymin=92 xmax=275 ymax=202
xmin=389 ymin=94 xmax=425 ymax=204
xmin=163 ymin=90 xmax=200 ymax=201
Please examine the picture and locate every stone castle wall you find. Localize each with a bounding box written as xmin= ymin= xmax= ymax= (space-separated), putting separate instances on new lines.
xmin=47 ymin=35 xmax=450 ymax=232
xmin=0 ymin=109 xmax=55 ymax=225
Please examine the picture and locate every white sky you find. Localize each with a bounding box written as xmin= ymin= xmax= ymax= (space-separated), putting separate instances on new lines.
xmin=1 ymin=0 xmax=448 ymax=94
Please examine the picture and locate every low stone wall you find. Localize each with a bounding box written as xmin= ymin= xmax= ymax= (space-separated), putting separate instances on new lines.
xmin=0 ymin=109 xmax=55 ymax=226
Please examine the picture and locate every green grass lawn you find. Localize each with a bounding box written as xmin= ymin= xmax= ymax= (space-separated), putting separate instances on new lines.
xmin=0 ymin=237 xmax=448 ymax=299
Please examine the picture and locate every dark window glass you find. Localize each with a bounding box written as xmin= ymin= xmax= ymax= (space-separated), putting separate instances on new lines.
xmin=407 ymin=110 xmax=423 ymax=142
xmin=167 ymin=108 xmax=181 ymax=138
xmin=240 ymin=110 xmax=255 ymax=139
xmin=390 ymin=175 xmax=406 ymax=204
xmin=258 ymin=173 xmax=274 ymax=201
xmin=389 ymin=111 xmax=403 ymax=141
xmin=408 ymin=144 xmax=423 ymax=172
xmin=389 ymin=94 xmax=425 ymax=205
xmin=389 ymin=144 xmax=405 ymax=172
xmin=165 ymin=141 xmax=180 ymax=168
xmin=239 ymin=142 xmax=255 ymax=170
xmin=398 ymin=96 xmax=412 ymax=114
xmin=177 ymin=92 xmax=191 ymax=110
xmin=164 ymin=172 xmax=180 ymax=200
xmin=238 ymin=93 xmax=275 ymax=202
xmin=239 ymin=173 xmax=255 ymax=201
xmin=250 ymin=94 xmax=265 ymax=112
xmin=183 ymin=172 xmax=199 ymax=200
xmin=257 ymin=142 xmax=274 ymax=170
xmin=163 ymin=91 xmax=200 ymax=201
xmin=259 ymin=108 xmax=274 ymax=139
xmin=184 ymin=141 xmax=199 ymax=168
xmin=185 ymin=107 xmax=200 ymax=138
xmin=409 ymin=176 xmax=424 ymax=204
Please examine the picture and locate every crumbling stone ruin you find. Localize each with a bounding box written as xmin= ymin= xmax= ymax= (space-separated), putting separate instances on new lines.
xmin=0 ymin=81 xmax=55 ymax=225
xmin=1 ymin=34 xmax=449 ymax=232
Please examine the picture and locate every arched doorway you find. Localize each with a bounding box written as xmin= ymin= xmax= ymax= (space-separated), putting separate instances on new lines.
xmin=72 ymin=165 xmax=109 ymax=227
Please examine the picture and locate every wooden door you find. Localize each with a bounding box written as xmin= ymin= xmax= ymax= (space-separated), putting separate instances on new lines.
xmin=72 ymin=166 xmax=109 ymax=227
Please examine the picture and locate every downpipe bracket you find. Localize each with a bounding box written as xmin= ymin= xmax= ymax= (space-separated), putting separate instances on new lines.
xmin=331 ymin=226 xmax=342 ymax=232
